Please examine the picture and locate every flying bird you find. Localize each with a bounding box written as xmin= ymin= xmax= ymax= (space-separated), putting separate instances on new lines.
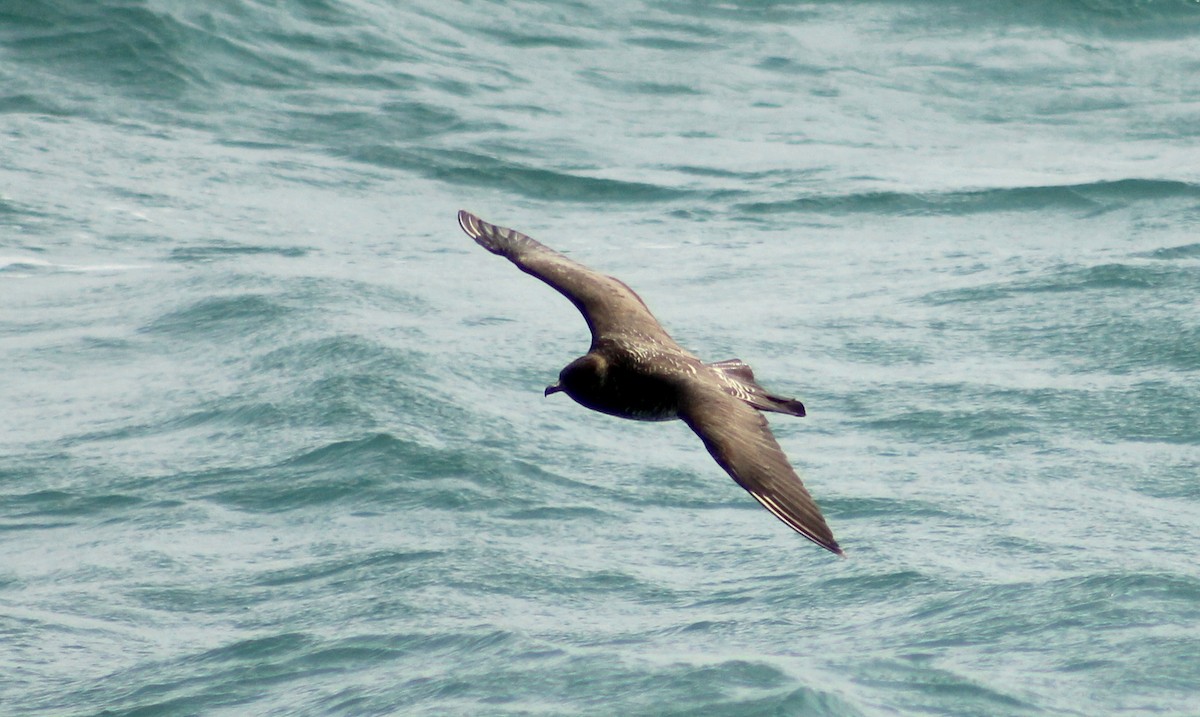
xmin=458 ymin=210 xmax=842 ymax=556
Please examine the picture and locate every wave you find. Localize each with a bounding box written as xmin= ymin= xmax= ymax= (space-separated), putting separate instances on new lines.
xmin=738 ymin=179 xmax=1200 ymax=217
xmin=0 ymin=2 xmax=202 ymax=105
xmin=191 ymin=431 xmax=579 ymax=514
xmin=343 ymin=146 xmax=698 ymax=203
xmin=925 ymin=261 xmax=1199 ymax=304
xmin=140 ymin=294 xmax=293 ymax=337
xmin=168 ymin=243 xmax=309 ymax=263
xmin=0 ymin=256 xmax=153 ymax=277
xmin=894 ymin=0 xmax=1200 ymax=38
xmin=1136 ymin=242 xmax=1200 ymax=261
xmin=0 ymin=489 xmax=143 ymax=532
xmin=0 ymin=0 xmax=427 ymax=127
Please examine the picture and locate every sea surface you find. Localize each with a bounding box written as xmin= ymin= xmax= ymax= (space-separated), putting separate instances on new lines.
xmin=2 ymin=1 xmax=1199 ymax=715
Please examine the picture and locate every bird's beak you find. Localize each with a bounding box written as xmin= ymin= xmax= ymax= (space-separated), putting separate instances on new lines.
xmin=545 ymin=382 xmax=563 ymax=396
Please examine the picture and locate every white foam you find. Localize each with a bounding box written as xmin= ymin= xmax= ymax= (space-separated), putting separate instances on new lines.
xmin=0 ymin=256 xmax=152 ymax=276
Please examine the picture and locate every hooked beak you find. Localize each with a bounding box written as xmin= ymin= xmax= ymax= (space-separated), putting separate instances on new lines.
xmin=544 ymin=382 xmax=563 ymax=397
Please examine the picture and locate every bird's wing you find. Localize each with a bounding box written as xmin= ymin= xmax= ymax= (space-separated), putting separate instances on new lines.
xmin=459 ymin=210 xmax=675 ymax=347
xmin=679 ymin=383 xmax=842 ymax=556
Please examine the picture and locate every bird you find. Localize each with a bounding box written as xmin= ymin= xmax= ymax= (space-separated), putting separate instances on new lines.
xmin=458 ymin=210 xmax=842 ymax=556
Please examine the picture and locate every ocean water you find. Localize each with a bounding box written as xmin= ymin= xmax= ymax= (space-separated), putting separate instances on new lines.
xmin=2 ymin=0 xmax=1199 ymax=714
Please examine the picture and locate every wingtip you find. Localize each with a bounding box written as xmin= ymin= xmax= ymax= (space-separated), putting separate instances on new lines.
xmin=817 ymin=536 xmax=845 ymax=558
xmin=457 ymin=209 xmax=479 ymax=238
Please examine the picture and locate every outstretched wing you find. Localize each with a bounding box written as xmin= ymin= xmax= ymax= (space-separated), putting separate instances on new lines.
xmin=680 ymin=384 xmax=842 ymax=556
xmin=458 ymin=210 xmax=675 ymax=347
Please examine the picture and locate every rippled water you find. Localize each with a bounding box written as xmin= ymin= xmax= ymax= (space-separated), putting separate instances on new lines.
xmin=2 ymin=1 xmax=1199 ymax=715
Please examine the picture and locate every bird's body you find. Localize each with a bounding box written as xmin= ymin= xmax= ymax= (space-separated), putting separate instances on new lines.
xmin=458 ymin=210 xmax=842 ymax=556
xmin=555 ymin=341 xmax=692 ymax=421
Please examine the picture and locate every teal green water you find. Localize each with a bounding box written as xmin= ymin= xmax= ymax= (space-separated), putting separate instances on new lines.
xmin=2 ymin=1 xmax=1199 ymax=715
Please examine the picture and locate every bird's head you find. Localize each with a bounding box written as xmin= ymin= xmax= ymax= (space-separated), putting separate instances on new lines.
xmin=546 ymin=353 xmax=607 ymax=398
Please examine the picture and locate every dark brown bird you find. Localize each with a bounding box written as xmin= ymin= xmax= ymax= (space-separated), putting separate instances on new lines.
xmin=459 ymin=210 xmax=842 ymax=556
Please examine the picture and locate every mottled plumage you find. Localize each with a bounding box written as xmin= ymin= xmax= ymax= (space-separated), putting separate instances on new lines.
xmin=458 ymin=210 xmax=842 ymax=556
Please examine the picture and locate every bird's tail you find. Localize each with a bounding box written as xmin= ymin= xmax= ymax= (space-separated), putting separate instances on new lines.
xmin=709 ymin=358 xmax=806 ymax=418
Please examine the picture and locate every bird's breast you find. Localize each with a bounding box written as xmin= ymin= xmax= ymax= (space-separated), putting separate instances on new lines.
xmin=565 ymin=365 xmax=684 ymax=422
